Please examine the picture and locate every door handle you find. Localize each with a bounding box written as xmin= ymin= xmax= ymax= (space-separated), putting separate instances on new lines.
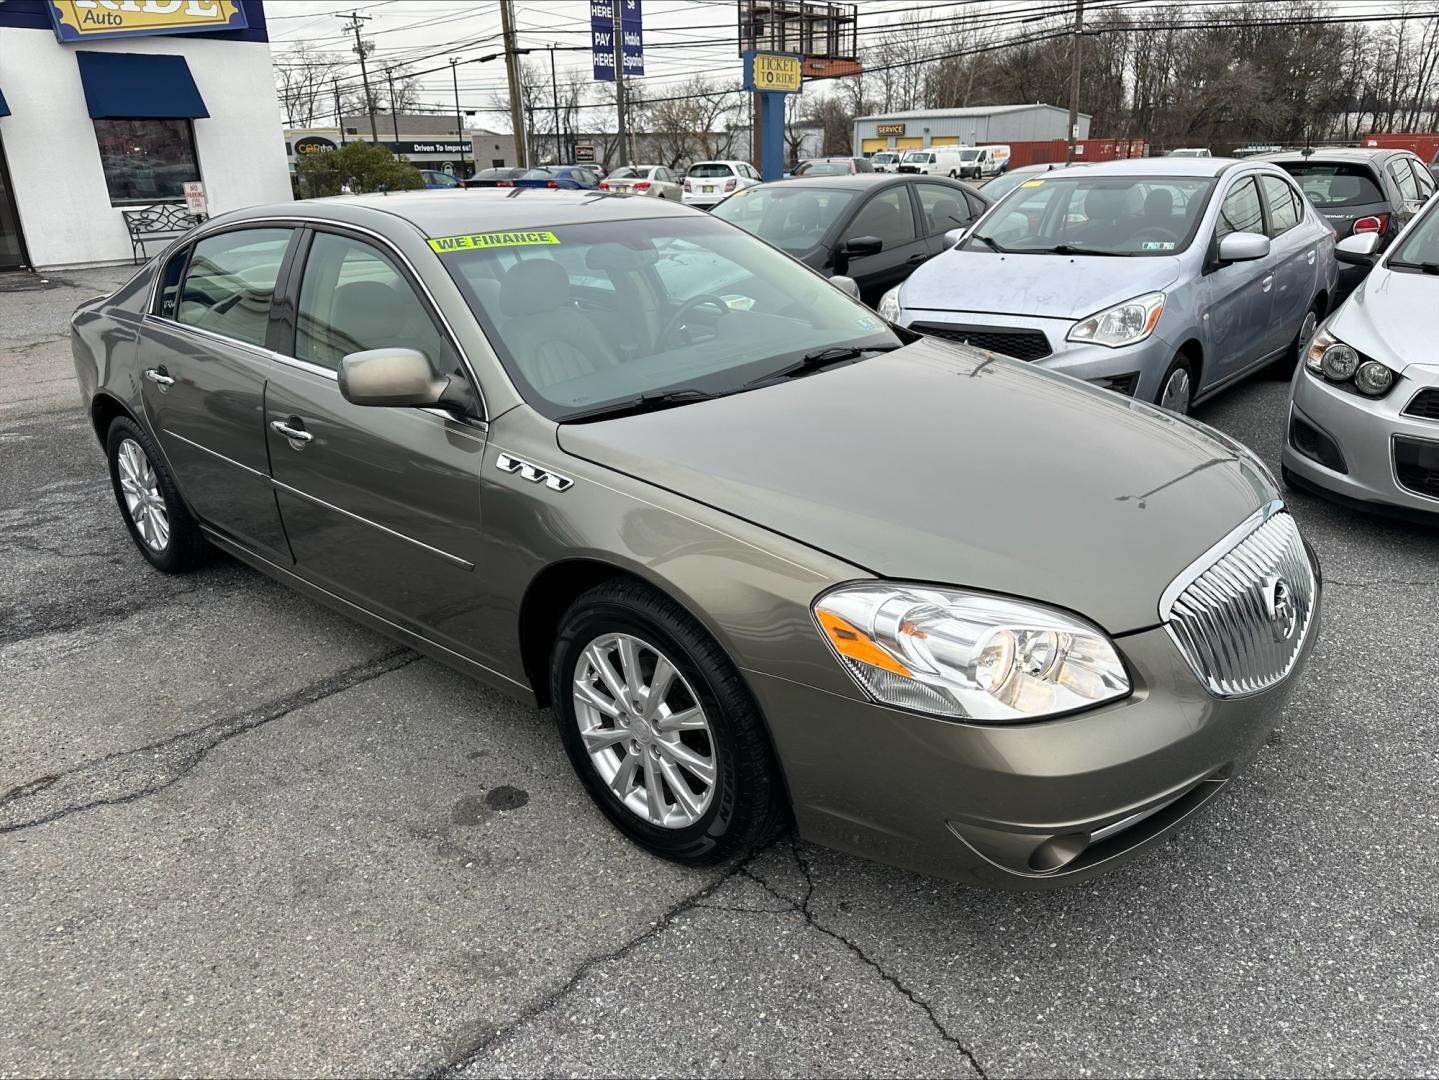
xmin=906 ymin=253 xmax=928 ymax=265
xmin=270 ymin=419 xmax=313 ymax=444
xmin=143 ymin=368 xmax=174 ymax=387
xmin=1306 ymin=249 xmax=1316 ymax=264
xmin=1262 ymin=275 xmax=1274 ymax=292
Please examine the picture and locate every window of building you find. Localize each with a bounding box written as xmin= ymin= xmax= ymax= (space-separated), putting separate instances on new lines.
xmin=93 ymin=119 xmax=200 ymax=205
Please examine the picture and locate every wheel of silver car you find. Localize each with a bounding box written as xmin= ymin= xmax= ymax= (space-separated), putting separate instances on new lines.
xmin=1157 ymin=355 xmax=1194 ymax=415
xmin=105 ymin=415 xmax=208 ymax=573
xmin=551 ymin=578 xmax=787 ymax=864
xmin=572 ymin=632 xmax=716 ymax=828
xmin=1272 ymin=302 xmax=1321 ymax=378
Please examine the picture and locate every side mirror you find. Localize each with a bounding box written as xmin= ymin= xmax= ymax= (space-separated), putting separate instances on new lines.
xmin=1335 ymin=231 xmax=1381 ymax=266
xmin=1217 ymin=231 xmax=1271 ymax=263
xmin=338 ymin=348 xmax=449 ymax=408
xmin=834 ymin=234 xmax=883 ymax=276
xmin=943 ymin=227 xmax=967 ymax=248
xmin=829 ymin=274 xmax=860 ymax=300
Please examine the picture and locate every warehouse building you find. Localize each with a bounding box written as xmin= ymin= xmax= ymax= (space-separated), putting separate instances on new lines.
xmin=853 ymin=104 xmax=1091 ymax=156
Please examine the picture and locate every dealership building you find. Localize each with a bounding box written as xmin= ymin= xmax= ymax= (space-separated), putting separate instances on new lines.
xmin=0 ymin=0 xmax=290 ymax=271
xmin=283 ymin=114 xmax=517 ymax=184
xmin=853 ymin=104 xmax=1092 ymax=155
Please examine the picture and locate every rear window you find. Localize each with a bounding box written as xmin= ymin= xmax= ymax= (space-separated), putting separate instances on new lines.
xmin=1277 ymin=163 xmax=1385 ymax=208
xmin=520 ymin=168 xmax=556 ymax=180
xmin=796 ymin=162 xmax=850 ymax=176
xmin=688 ymin=163 xmax=734 ymax=178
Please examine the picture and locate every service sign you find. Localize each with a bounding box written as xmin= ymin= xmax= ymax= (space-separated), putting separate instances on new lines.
xmin=743 ymin=50 xmax=802 ymax=94
xmin=875 ymin=123 xmax=906 ymax=136
xmin=48 ymin=0 xmax=247 ymax=43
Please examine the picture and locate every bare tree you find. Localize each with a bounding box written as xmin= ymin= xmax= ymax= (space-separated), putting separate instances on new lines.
xmin=273 ymin=43 xmax=347 ymax=127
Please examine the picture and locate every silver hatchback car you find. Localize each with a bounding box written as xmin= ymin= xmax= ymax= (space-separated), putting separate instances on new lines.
xmin=881 ymin=158 xmax=1339 ymax=413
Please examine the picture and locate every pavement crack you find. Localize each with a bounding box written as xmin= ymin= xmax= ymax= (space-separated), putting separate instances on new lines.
xmin=0 ymin=649 xmax=418 ymax=835
xmin=741 ymin=838 xmax=990 ymax=1080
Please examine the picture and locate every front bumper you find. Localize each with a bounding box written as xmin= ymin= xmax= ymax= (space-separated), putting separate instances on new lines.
xmin=746 ymin=595 xmax=1319 ymax=889
xmin=901 ymin=308 xmax=1177 ymax=402
xmin=1282 ymin=362 xmax=1439 ymax=520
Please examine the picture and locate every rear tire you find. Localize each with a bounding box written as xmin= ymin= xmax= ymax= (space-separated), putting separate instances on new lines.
xmin=1156 ymin=353 xmax=1195 ymax=415
xmin=105 ymin=416 xmax=208 ymax=572
xmin=551 ymin=579 xmax=787 ymax=865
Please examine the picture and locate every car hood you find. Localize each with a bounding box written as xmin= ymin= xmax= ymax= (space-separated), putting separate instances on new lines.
xmin=900 ymin=250 xmax=1184 ymax=319
xmin=1330 ymin=265 xmax=1438 ymax=373
xmin=557 ymin=338 xmax=1275 ymax=634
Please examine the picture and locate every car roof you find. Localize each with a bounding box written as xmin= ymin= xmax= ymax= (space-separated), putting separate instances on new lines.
xmin=1028 ymin=156 xmax=1249 ymax=177
xmin=1261 ymin=148 xmax=1406 ymax=164
xmin=218 ymin=189 xmax=696 ymax=236
xmin=748 ymin=173 xmax=963 ymax=192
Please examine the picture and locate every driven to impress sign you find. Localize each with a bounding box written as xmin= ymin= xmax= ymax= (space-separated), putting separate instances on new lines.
xmin=48 ymin=0 xmax=248 ymax=42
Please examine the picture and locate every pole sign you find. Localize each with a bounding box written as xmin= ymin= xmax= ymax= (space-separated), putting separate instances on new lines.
xmin=743 ymin=50 xmax=802 ymax=94
xmin=591 ymin=0 xmax=643 ymax=81
xmin=183 ymin=181 xmax=206 ymax=216
xmin=47 ymin=0 xmax=247 ymax=43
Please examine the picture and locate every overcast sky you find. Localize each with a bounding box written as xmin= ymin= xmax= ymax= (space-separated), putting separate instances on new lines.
xmin=265 ymin=0 xmax=1417 ymax=129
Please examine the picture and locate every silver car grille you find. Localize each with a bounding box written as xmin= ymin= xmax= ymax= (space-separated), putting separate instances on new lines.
xmin=1160 ymin=504 xmax=1316 ymax=697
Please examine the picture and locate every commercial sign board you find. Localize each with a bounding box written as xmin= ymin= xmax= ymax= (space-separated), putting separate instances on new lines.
xmin=388 ymin=140 xmax=469 ymax=155
xmin=574 ymin=143 xmax=597 ymax=163
xmin=591 ymin=0 xmax=643 ymax=82
xmin=47 ymin=0 xmax=248 ymax=43
xmin=292 ymin=135 xmax=338 ymax=156
xmin=742 ymin=51 xmax=802 ymax=94
xmin=875 ymin=122 xmax=906 ymax=136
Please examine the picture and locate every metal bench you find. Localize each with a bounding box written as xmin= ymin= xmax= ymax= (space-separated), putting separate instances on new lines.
xmin=121 ymin=203 xmax=203 ymax=264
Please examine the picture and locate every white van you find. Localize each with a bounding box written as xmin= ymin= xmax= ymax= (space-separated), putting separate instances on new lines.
xmin=897 ymin=147 xmax=965 ymax=176
xmin=957 ymin=145 xmax=1012 ymax=179
xmin=869 ymin=150 xmax=902 ymax=173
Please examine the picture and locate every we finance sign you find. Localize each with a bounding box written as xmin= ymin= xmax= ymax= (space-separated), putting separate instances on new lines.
xmin=48 ymin=1 xmax=248 ymax=43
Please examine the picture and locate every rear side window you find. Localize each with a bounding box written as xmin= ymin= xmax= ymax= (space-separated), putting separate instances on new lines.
xmin=295 ymin=232 xmax=447 ymax=372
xmin=1389 ymin=159 xmax=1420 ymax=202
xmin=1217 ymin=177 xmax=1264 ymax=237
xmin=1412 ymin=159 xmax=1436 ymax=199
xmin=154 ymin=245 xmax=190 ymax=319
xmin=1260 ymin=175 xmax=1301 ymax=236
xmin=1278 ymin=163 xmax=1385 ymax=208
xmin=176 ymin=228 xmax=292 ymax=348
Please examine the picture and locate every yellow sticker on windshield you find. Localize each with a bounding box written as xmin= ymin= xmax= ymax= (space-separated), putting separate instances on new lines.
xmin=427 ymin=230 xmax=559 ymax=253
xmin=1021 ymin=179 xmax=1045 ymax=187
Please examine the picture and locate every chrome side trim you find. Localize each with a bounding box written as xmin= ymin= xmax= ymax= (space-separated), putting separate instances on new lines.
xmin=1090 ymin=783 xmax=1204 ymax=843
xmin=162 ymin=429 xmax=269 ymax=480
xmin=494 ymin=451 xmax=574 ymax=492
xmin=270 ymin=479 xmax=475 ymax=570
xmin=142 ymin=314 xmax=279 ymax=364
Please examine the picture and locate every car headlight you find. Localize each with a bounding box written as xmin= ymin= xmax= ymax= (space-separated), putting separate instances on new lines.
xmin=813 ymin=584 xmax=1130 ymax=722
xmin=877 ymin=286 xmax=902 ymax=323
xmin=1306 ymin=328 xmax=1396 ymax=396
xmin=1067 ymin=292 xmax=1165 ymax=348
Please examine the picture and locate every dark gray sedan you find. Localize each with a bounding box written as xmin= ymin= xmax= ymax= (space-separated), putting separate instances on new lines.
xmin=72 ymin=191 xmax=1320 ymax=888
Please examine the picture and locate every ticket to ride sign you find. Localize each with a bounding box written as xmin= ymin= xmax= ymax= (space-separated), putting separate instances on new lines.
xmin=48 ymin=0 xmax=247 ymax=43
xmin=742 ymin=51 xmax=803 ymax=94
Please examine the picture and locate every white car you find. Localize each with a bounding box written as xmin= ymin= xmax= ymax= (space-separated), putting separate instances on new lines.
xmin=869 ymin=150 xmax=901 ymax=173
xmin=1168 ymin=148 xmax=1213 ymax=158
xmin=683 ymin=160 xmax=761 ymax=208
xmin=599 ymin=165 xmax=683 ymax=200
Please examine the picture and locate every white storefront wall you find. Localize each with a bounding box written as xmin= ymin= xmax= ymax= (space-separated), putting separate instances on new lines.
xmin=0 ymin=29 xmax=291 ymax=269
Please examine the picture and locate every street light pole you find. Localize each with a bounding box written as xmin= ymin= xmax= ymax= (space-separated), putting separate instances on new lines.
xmin=549 ymin=44 xmax=562 ymax=163
xmin=333 ymin=78 xmax=346 ymax=145
xmin=499 ymin=0 xmax=528 ymax=169
xmin=450 ymin=57 xmax=468 ymax=178
xmin=385 ymin=66 xmax=400 ymax=147
xmin=612 ymin=0 xmax=628 ymax=169
xmin=1065 ymin=0 xmax=1085 ymax=164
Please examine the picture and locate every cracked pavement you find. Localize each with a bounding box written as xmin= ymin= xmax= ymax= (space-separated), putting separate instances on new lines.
xmin=3 ymin=268 xmax=1438 ymax=1077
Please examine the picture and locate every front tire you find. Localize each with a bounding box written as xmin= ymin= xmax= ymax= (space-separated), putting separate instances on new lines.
xmin=105 ymin=416 xmax=208 ymax=572
xmin=1156 ymin=353 xmax=1195 ymax=415
xmin=1272 ymin=301 xmax=1321 ymax=378
xmin=551 ymin=579 xmax=787 ymax=865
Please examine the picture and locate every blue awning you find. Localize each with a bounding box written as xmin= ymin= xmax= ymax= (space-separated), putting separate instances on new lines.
xmin=76 ymin=52 xmax=208 ymax=120
xmin=0 ymin=85 xmax=9 ymax=118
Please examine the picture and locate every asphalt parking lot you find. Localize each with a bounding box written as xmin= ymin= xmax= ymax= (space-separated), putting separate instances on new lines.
xmin=2 ymin=265 xmax=1437 ymax=1079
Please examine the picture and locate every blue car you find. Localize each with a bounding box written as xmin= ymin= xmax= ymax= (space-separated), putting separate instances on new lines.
xmin=417 ymin=169 xmax=462 ymax=189
xmin=513 ymin=165 xmax=602 ymax=190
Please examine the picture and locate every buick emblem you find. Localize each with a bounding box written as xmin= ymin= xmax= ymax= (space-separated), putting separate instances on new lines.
xmin=1263 ymin=576 xmax=1298 ymax=642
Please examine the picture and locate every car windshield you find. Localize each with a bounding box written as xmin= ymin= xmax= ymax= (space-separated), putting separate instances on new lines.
xmin=980 ymin=170 xmax=1043 ymax=200
xmin=797 ymin=162 xmax=850 ymax=176
xmin=688 ymin=164 xmax=733 ymax=178
xmin=967 ymin=174 xmax=1216 ymax=256
xmin=959 ymin=150 xmax=980 ymax=161
xmin=433 ymin=217 xmax=899 ymax=420
xmin=1387 ymin=198 xmax=1439 ymax=270
xmin=1276 ymin=163 xmax=1385 ymax=207
xmin=873 ymin=153 xmax=895 ymax=162
xmin=710 ymin=185 xmax=858 ymax=252
xmin=902 ymin=151 xmax=931 ymax=163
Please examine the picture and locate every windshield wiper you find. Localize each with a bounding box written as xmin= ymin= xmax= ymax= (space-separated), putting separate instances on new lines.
xmin=970 ymin=234 xmax=1008 ymax=253
xmin=560 ymin=388 xmax=722 ymax=422
xmin=745 ymin=344 xmax=899 ymax=387
xmin=1388 ymin=259 xmax=1439 ymax=275
xmin=1038 ymin=244 xmax=1133 ymax=257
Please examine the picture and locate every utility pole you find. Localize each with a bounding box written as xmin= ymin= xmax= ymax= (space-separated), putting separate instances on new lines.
xmin=499 ymin=0 xmax=528 ymax=168
xmin=333 ymin=78 xmax=346 ymax=145
xmin=612 ymin=0 xmax=628 ymax=169
xmin=385 ymin=66 xmax=400 ymax=146
xmin=549 ymin=44 xmax=562 ymax=163
xmin=339 ymin=10 xmax=378 ymax=143
xmin=1065 ymin=0 xmax=1084 ymax=165
xmin=449 ymin=57 xmax=468 ymax=178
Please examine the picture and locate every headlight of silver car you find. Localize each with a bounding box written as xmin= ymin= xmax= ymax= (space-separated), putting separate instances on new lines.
xmin=1067 ymin=292 xmax=1165 ymax=348
xmin=1305 ymin=328 xmax=1396 ymax=397
xmin=813 ymin=584 xmax=1130 ymax=722
xmin=877 ymin=285 xmax=902 ymax=323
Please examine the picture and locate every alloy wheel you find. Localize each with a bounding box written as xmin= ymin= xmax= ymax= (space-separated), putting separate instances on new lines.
xmin=117 ymin=438 xmax=169 ymax=552
xmin=1160 ymin=367 xmax=1192 ymax=414
xmin=572 ymin=632 xmax=716 ymax=829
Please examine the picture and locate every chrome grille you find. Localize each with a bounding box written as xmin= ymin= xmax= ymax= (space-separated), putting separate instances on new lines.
xmin=1161 ymin=505 xmax=1316 ymax=697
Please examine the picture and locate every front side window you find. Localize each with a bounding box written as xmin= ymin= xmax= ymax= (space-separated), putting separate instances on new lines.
xmin=1260 ymin=175 xmax=1300 ymax=236
xmin=915 ymin=183 xmax=973 ymax=236
xmin=94 ymin=118 xmax=199 ymax=205
xmin=710 ymin=185 xmax=857 ymax=252
xmin=1217 ymin=177 xmax=1264 ymax=238
xmin=1410 ymin=159 xmax=1436 ymax=199
xmin=1387 ymin=198 xmax=1439 ymax=271
xmin=434 ymin=217 xmax=899 ymax=419
xmin=846 ymin=188 xmax=917 ymax=246
xmin=295 ymin=232 xmax=448 ymax=372
xmin=176 ymin=229 xmax=291 ymax=348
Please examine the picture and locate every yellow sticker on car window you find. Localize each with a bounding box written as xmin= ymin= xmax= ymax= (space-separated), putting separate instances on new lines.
xmin=427 ymin=230 xmax=559 ymax=253
xmin=1021 ymin=179 xmax=1045 ymax=187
